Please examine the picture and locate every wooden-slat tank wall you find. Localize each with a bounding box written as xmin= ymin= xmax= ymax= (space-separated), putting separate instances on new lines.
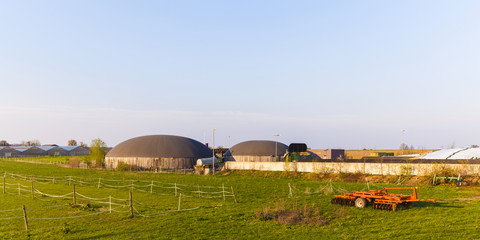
xmin=225 ymin=155 xmax=285 ymax=162
xmin=105 ymin=157 xmax=196 ymax=170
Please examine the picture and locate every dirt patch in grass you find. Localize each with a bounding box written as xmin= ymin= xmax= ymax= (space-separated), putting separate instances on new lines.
xmin=255 ymin=199 xmax=340 ymax=226
xmin=454 ymin=195 xmax=480 ymax=202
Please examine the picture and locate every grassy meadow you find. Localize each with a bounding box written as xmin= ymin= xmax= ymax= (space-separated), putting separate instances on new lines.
xmin=0 ymin=159 xmax=479 ymax=239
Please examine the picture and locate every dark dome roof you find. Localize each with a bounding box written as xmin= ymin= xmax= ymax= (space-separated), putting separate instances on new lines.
xmin=106 ymin=135 xmax=212 ymax=158
xmin=227 ymin=140 xmax=288 ymax=156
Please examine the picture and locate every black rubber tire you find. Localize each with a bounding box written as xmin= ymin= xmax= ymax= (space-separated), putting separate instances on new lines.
xmin=355 ymin=198 xmax=367 ymax=208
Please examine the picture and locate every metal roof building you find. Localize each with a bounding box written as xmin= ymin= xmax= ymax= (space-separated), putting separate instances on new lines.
xmin=0 ymin=146 xmax=90 ymax=157
xmin=224 ymin=140 xmax=288 ymax=162
xmin=105 ymin=135 xmax=212 ymax=170
xmin=419 ymin=147 xmax=480 ymax=160
xmin=0 ymin=147 xmax=21 ymax=158
xmin=11 ymin=146 xmax=48 ymax=157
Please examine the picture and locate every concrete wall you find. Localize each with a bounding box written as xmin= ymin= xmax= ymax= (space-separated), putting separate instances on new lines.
xmin=224 ymin=161 xmax=480 ymax=176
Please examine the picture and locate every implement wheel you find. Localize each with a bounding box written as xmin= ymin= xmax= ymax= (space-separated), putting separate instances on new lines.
xmin=355 ymin=198 xmax=367 ymax=208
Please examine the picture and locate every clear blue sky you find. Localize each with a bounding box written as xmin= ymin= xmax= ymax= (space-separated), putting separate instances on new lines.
xmin=1 ymin=1 xmax=479 ymax=149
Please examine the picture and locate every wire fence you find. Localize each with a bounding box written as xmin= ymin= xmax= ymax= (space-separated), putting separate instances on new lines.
xmin=0 ymin=171 xmax=237 ymax=231
xmin=286 ymin=179 xmax=393 ymax=199
xmin=2 ymin=171 xmax=235 ymax=199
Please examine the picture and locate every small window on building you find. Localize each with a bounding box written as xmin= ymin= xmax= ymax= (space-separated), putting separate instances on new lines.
xmin=55 ymin=152 xmax=60 ymax=156
xmin=5 ymin=152 xmax=11 ymax=158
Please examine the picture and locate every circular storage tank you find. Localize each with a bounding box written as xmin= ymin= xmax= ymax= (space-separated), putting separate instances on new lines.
xmin=105 ymin=135 xmax=212 ymax=170
xmin=225 ymin=140 xmax=288 ymax=162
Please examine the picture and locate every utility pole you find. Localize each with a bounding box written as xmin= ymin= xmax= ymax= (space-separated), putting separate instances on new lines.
xmin=273 ymin=134 xmax=281 ymax=161
xmin=212 ymin=128 xmax=216 ymax=174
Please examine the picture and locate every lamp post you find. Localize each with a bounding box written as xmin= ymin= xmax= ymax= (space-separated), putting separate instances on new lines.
xmin=212 ymin=128 xmax=216 ymax=174
xmin=273 ymin=134 xmax=280 ymax=161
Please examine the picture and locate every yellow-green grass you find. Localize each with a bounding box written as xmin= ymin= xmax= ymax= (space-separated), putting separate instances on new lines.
xmin=0 ymin=160 xmax=478 ymax=239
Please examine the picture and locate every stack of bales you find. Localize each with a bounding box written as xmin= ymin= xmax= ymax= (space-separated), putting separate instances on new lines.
xmin=105 ymin=135 xmax=212 ymax=170
xmin=224 ymin=140 xmax=288 ymax=162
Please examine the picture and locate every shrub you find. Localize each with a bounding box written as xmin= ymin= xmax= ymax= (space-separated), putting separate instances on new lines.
xmin=69 ymin=157 xmax=79 ymax=168
xmin=117 ymin=162 xmax=138 ymax=171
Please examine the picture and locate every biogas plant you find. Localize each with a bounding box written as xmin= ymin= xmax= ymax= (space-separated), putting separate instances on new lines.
xmin=105 ymin=135 xmax=480 ymax=177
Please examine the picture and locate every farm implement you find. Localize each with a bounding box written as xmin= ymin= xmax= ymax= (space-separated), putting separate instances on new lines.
xmin=331 ymin=187 xmax=436 ymax=211
xmin=431 ymin=173 xmax=463 ymax=187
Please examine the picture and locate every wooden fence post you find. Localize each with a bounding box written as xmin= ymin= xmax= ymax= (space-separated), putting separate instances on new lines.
xmin=174 ymin=183 xmax=177 ymax=196
xmin=73 ymin=184 xmax=76 ymax=206
xmin=178 ymin=193 xmax=181 ymax=211
xmin=109 ymin=196 xmax=112 ymax=214
xmin=129 ymin=191 xmax=133 ymax=217
xmin=222 ymin=184 xmax=225 ymax=201
xmin=23 ymin=205 xmax=28 ymax=231
xmin=3 ymin=177 xmax=5 ymax=194
xmin=231 ymin=186 xmax=237 ymax=203
xmin=31 ymin=181 xmax=34 ymax=199
xmin=53 ymin=176 xmax=55 ymax=184
xmin=288 ymin=183 xmax=293 ymax=198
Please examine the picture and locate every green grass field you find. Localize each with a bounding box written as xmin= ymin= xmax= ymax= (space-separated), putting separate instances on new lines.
xmin=0 ymin=160 xmax=479 ymax=239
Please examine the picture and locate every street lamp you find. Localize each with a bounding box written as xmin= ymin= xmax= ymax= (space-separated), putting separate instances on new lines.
xmin=273 ymin=134 xmax=281 ymax=161
xmin=212 ymin=128 xmax=216 ymax=174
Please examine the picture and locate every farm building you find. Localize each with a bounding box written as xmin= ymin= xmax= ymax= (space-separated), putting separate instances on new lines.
xmin=0 ymin=147 xmax=21 ymax=158
xmin=38 ymin=146 xmax=70 ymax=156
xmin=11 ymin=146 xmax=48 ymax=157
xmin=310 ymin=149 xmax=345 ymax=159
xmin=0 ymin=146 xmax=90 ymax=158
xmin=224 ymin=140 xmax=288 ymax=162
xmin=105 ymin=135 xmax=212 ymax=170
xmin=419 ymin=147 xmax=480 ymax=159
xmin=66 ymin=146 xmax=90 ymax=156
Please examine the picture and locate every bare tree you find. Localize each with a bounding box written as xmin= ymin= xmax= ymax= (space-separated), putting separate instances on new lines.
xmin=400 ymin=143 xmax=409 ymax=150
xmin=471 ymin=145 xmax=479 ymax=148
xmin=79 ymin=142 xmax=87 ymax=147
xmin=22 ymin=140 xmax=41 ymax=146
xmin=0 ymin=140 xmax=8 ymax=146
xmin=67 ymin=139 xmax=78 ymax=146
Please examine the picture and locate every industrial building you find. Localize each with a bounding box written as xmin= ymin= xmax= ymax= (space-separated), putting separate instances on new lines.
xmin=310 ymin=149 xmax=345 ymax=159
xmin=105 ymin=135 xmax=212 ymax=170
xmin=224 ymin=140 xmax=288 ymax=162
xmin=0 ymin=146 xmax=90 ymax=158
xmin=419 ymin=147 xmax=480 ymax=159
